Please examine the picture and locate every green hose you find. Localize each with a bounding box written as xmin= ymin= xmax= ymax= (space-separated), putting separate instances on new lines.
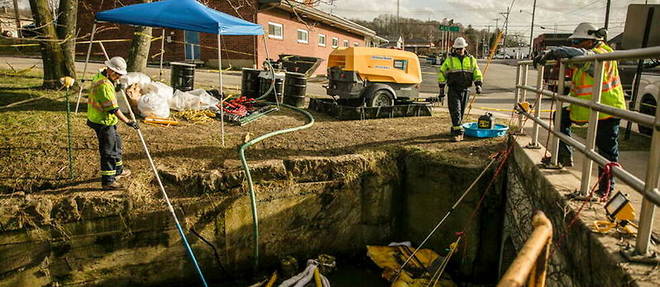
xmin=238 ymin=102 xmax=314 ymax=271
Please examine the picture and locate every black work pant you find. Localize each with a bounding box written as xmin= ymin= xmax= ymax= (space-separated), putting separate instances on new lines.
xmin=87 ymin=120 xmax=124 ymax=185
xmin=557 ymin=107 xmax=620 ymax=195
xmin=447 ymin=86 xmax=470 ymax=135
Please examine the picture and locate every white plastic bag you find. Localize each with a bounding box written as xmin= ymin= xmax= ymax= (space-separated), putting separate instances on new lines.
xmin=141 ymin=81 xmax=174 ymax=102
xmin=169 ymin=89 xmax=219 ymax=111
xmin=120 ymin=72 xmax=151 ymax=87
xmin=138 ymin=92 xmax=170 ymax=118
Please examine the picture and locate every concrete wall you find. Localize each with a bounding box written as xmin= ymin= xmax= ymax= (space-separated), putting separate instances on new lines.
xmin=501 ymin=136 xmax=640 ymax=287
xmin=0 ymin=149 xmax=502 ymax=286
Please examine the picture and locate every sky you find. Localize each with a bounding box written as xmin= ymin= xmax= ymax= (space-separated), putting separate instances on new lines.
xmin=317 ymin=0 xmax=659 ymax=41
xmin=9 ymin=0 xmax=658 ymax=41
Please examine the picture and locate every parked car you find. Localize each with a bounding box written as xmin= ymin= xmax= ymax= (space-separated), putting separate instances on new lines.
xmin=632 ymin=72 xmax=659 ymax=136
xmin=619 ymin=59 xmax=660 ymax=98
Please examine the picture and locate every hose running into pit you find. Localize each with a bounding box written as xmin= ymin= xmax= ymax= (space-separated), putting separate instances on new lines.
xmin=239 ymin=102 xmax=315 ymax=271
xmin=119 ymin=91 xmax=209 ymax=287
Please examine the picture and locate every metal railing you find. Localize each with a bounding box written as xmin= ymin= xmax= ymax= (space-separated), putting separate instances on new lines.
xmin=498 ymin=211 xmax=552 ymax=287
xmin=513 ymin=46 xmax=660 ymax=256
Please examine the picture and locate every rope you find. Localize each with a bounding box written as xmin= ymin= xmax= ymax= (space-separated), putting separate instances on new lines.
xmin=394 ymin=154 xmax=501 ymax=277
xmin=465 ymin=31 xmax=504 ymax=117
xmin=550 ymin=162 xmax=621 ymax=258
xmin=426 ymin=234 xmax=462 ymax=287
xmin=239 ymin=102 xmax=315 ymax=271
xmin=119 ymin=91 xmax=209 ymax=287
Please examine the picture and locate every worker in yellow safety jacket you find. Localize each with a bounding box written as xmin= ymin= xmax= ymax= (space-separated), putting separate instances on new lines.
xmin=86 ymin=56 xmax=139 ymax=190
xmin=534 ymin=22 xmax=626 ymax=197
xmin=438 ymin=37 xmax=483 ymax=142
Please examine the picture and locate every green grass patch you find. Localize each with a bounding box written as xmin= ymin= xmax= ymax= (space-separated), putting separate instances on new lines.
xmin=0 ymin=68 xmax=88 ymax=192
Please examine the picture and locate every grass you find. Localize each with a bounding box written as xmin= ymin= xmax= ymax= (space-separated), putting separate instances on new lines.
xmin=0 ymin=68 xmax=88 ymax=192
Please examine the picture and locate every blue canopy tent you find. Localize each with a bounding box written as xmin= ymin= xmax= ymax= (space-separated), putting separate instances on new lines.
xmin=75 ymin=0 xmax=264 ymax=146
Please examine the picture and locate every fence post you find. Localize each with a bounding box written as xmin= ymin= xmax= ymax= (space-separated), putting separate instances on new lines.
xmin=550 ymin=63 xmax=565 ymax=166
xmin=518 ymin=65 xmax=529 ymax=134
xmin=514 ymin=64 xmax=522 ymax=116
xmin=579 ymin=60 xmax=604 ymax=195
xmin=635 ymin=101 xmax=660 ymax=255
xmin=527 ymin=64 xmax=543 ymax=148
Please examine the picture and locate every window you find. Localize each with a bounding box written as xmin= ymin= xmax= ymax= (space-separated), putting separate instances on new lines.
xmin=353 ymin=42 xmax=359 ymax=47
xmin=297 ymin=29 xmax=309 ymax=43
xmin=343 ymin=40 xmax=349 ymax=47
xmin=268 ymin=22 xmax=283 ymax=39
xmin=332 ymin=37 xmax=339 ymax=48
xmin=394 ymin=59 xmax=408 ymax=71
xmin=318 ymin=34 xmax=326 ymax=46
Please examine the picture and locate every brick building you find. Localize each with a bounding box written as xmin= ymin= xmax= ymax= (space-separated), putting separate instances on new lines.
xmin=77 ymin=0 xmax=383 ymax=75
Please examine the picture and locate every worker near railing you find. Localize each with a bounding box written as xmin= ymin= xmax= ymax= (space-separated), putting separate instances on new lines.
xmin=534 ymin=23 xmax=627 ymax=197
xmin=86 ymin=56 xmax=139 ymax=190
xmin=437 ymin=37 xmax=484 ymax=142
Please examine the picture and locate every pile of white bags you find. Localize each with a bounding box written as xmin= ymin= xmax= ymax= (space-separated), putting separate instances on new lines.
xmin=170 ymin=89 xmax=219 ymax=111
xmin=118 ymin=72 xmax=219 ymax=118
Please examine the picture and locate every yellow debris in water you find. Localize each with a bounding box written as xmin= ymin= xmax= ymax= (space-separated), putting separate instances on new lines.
xmin=367 ymin=245 xmax=457 ymax=287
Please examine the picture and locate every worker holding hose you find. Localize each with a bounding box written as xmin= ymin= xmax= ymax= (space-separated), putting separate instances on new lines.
xmin=86 ymin=56 xmax=139 ymax=190
xmin=534 ymin=23 xmax=626 ymax=199
xmin=438 ymin=37 xmax=483 ymax=142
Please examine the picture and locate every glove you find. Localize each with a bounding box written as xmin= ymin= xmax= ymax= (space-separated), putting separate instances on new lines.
xmin=438 ymin=84 xmax=446 ymax=97
xmin=475 ymin=85 xmax=482 ymax=94
xmin=126 ymin=121 xmax=139 ymax=130
xmin=533 ymin=50 xmax=553 ymax=68
xmin=115 ymin=83 xmax=127 ymax=92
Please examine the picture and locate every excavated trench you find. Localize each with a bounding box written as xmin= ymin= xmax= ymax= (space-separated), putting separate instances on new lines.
xmin=0 ymin=145 xmax=508 ymax=287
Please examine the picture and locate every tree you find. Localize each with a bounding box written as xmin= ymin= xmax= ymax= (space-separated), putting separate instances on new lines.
xmin=126 ymin=0 xmax=152 ymax=73
xmin=28 ymin=0 xmax=77 ymax=89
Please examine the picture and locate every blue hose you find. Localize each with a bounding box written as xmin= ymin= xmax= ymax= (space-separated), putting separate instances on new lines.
xmin=238 ymin=102 xmax=315 ymax=271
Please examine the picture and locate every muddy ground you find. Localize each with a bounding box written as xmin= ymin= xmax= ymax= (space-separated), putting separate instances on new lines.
xmin=0 ymin=71 xmax=507 ymax=227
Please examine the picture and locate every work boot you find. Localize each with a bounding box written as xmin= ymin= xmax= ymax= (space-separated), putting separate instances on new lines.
xmin=558 ymin=155 xmax=574 ymax=167
xmin=452 ymin=134 xmax=463 ymax=142
xmin=102 ymin=181 xmax=124 ymax=190
xmin=116 ymin=168 xmax=132 ymax=180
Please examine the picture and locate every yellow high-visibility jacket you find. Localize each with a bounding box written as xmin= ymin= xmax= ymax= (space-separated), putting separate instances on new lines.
xmin=87 ymin=73 xmax=119 ymax=126
xmin=568 ymin=42 xmax=626 ymax=122
xmin=437 ymin=54 xmax=483 ymax=88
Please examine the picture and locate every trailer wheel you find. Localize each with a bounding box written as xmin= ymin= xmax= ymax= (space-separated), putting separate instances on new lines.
xmin=366 ymin=89 xmax=394 ymax=107
xmin=637 ymin=94 xmax=656 ymax=136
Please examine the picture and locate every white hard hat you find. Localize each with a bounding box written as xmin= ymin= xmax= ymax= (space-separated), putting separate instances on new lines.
xmin=569 ymin=22 xmax=603 ymax=40
xmin=453 ymin=37 xmax=468 ymax=48
xmin=105 ymin=56 xmax=127 ymax=75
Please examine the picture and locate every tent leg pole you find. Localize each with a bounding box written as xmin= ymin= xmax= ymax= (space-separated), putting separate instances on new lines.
xmin=159 ymin=28 xmax=165 ymax=81
xmin=218 ymin=34 xmax=225 ymax=147
xmin=98 ymin=41 xmax=110 ymax=61
xmin=75 ymin=23 xmax=96 ymax=113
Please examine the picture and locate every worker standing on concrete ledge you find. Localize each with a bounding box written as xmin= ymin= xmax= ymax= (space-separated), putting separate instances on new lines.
xmin=86 ymin=56 xmax=139 ymax=190
xmin=534 ymin=22 xmax=626 ymax=197
xmin=437 ymin=37 xmax=483 ymax=142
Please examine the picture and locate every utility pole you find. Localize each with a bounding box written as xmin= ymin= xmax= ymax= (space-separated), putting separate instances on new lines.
xmin=397 ymin=0 xmax=400 ymax=37
xmin=500 ymin=7 xmax=511 ymax=56
xmin=604 ymin=0 xmax=611 ymax=29
xmin=529 ymin=0 xmax=537 ymax=58
xmin=486 ymin=25 xmax=491 ymax=58
xmin=12 ymin=0 xmax=21 ymax=37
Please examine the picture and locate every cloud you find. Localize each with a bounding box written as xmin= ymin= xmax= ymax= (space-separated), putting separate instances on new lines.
xmin=319 ymin=0 xmax=646 ymax=38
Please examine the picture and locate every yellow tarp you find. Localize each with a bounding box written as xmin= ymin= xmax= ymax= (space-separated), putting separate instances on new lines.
xmin=367 ymin=245 xmax=456 ymax=287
